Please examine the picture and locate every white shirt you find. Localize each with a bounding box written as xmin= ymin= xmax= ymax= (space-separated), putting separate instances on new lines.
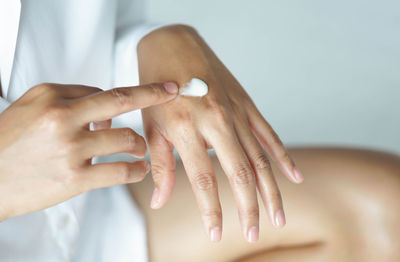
xmin=0 ymin=1 xmax=165 ymax=261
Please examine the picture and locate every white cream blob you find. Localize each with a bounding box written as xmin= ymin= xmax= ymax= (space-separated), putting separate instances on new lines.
xmin=179 ymin=78 xmax=208 ymax=97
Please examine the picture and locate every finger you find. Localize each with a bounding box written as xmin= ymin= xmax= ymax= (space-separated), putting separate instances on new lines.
xmin=81 ymin=161 xmax=150 ymax=191
xmin=51 ymin=84 xmax=103 ymax=98
xmin=248 ymin=107 xmax=304 ymax=183
xmin=83 ymin=128 xmax=147 ymax=158
xmin=144 ymin=120 xmax=176 ymax=209
xmin=73 ymin=82 xmax=178 ymax=123
xmin=235 ymin=118 xmax=285 ymax=228
xmin=174 ymin=134 xmax=222 ymax=242
xmin=204 ymin=127 xmax=259 ymax=243
xmin=23 ymin=84 xmax=103 ymax=103
xmin=92 ymin=119 xmax=112 ymax=130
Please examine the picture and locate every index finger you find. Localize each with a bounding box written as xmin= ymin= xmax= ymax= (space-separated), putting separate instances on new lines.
xmin=51 ymin=84 xmax=103 ymax=98
xmin=72 ymin=82 xmax=178 ymax=123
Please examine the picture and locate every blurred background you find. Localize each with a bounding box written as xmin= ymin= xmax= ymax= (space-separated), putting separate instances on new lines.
xmin=145 ymin=0 xmax=400 ymax=154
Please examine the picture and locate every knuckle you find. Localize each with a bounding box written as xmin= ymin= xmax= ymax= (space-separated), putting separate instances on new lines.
xmin=55 ymin=165 xmax=82 ymax=190
xmin=231 ymin=163 xmax=254 ymax=185
xmin=270 ymin=131 xmax=284 ymax=148
xmin=150 ymin=163 xmax=166 ymax=183
xmin=168 ymin=114 xmax=194 ymax=138
xmin=204 ymin=97 xmax=229 ymax=122
xmin=116 ymin=163 xmax=132 ymax=182
xmin=253 ymin=152 xmax=271 ymax=172
xmin=62 ymin=137 xmax=81 ymax=154
xmin=62 ymin=172 xmax=80 ymax=188
xmin=148 ymin=84 xmax=164 ymax=101
xmin=193 ymin=172 xmax=217 ymax=191
xmin=276 ymin=148 xmax=293 ymax=165
xmin=51 ymin=138 xmax=83 ymax=163
xmin=40 ymin=104 xmax=71 ymax=128
xmin=110 ymin=87 xmax=132 ymax=107
xmin=239 ymin=207 xmax=259 ymax=219
xmin=270 ymin=190 xmax=283 ymax=203
xmin=24 ymin=83 xmax=57 ymax=101
xmin=31 ymin=83 xmax=56 ymax=95
xmin=202 ymin=209 xmax=222 ymax=221
xmin=210 ymin=119 xmax=232 ymax=136
xmin=173 ymin=111 xmax=192 ymax=125
xmin=202 ymin=98 xmax=232 ymax=135
xmin=230 ymin=99 xmax=247 ymax=116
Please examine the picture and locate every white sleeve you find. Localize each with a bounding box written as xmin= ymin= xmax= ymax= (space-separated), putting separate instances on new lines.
xmin=0 ymin=97 xmax=10 ymax=113
xmin=111 ymin=0 xmax=172 ymax=131
xmin=112 ymin=23 xmax=167 ymax=87
xmin=113 ymin=0 xmax=170 ymax=87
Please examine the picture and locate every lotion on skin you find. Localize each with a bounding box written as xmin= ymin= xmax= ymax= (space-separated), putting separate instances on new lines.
xmin=179 ymin=78 xmax=208 ymax=97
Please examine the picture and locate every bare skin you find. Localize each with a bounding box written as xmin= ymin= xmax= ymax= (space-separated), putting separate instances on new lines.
xmin=1 ymin=24 xmax=305 ymax=242
xmin=138 ymin=24 xmax=304 ymax=242
xmin=129 ymin=147 xmax=400 ymax=262
xmin=0 ymin=81 xmax=179 ymax=220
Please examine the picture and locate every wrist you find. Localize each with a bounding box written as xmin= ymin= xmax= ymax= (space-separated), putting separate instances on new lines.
xmin=137 ymin=24 xmax=198 ymax=49
xmin=137 ymin=24 xmax=216 ymax=85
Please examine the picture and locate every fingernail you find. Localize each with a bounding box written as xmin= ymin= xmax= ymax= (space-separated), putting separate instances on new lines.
xmin=150 ymin=187 xmax=161 ymax=209
xmin=247 ymin=226 xmax=259 ymax=243
xmin=163 ymin=82 xmax=178 ymax=94
xmin=293 ymin=166 xmax=304 ymax=183
xmin=145 ymin=162 xmax=151 ymax=174
xmin=210 ymin=226 xmax=222 ymax=242
xmin=274 ymin=209 xmax=286 ymax=228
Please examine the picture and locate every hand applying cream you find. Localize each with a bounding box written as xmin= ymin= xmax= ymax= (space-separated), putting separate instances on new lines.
xmin=179 ymin=78 xmax=208 ymax=97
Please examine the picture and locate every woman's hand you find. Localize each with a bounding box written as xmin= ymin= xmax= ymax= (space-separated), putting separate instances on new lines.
xmin=138 ymin=25 xmax=304 ymax=242
xmin=0 ymin=82 xmax=178 ymax=221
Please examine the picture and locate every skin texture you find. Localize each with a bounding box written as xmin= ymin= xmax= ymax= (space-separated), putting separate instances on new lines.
xmin=138 ymin=24 xmax=304 ymax=242
xmin=0 ymin=81 xmax=179 ymax=221
xmin=129 ymin=147 xmax=400 ymax=262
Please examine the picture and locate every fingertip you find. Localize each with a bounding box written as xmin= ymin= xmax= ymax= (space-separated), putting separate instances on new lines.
xmin=145 ymin=162 xmax=151 ymax=174
xmin=163 ymin=82 xmax=179 ymax=95
xmin=210 ymin=226 xmax=222 ymax=242
xmin=128 ymin=136 xmax=148 ymax=159
xmin=130 ymin=161 xmax=151 ymax=182
xmin=150 ymin=180 xmax=175 ymax=209
xmin=293 ymin=166 xmax=304 ymax=183
xmin=150 ymin=187 xmax=162 ymax=209
xmin=246 ymin=226 xmax=259 ymax=243
xmin=273 ymin=209 xmax=286 ymax=228
xmin=133 ymin=144 xmax=148 ymax=159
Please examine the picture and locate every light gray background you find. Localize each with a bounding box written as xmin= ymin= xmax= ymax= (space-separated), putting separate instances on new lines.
xmin=145 ymin=0 xmax=400 ymax=154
